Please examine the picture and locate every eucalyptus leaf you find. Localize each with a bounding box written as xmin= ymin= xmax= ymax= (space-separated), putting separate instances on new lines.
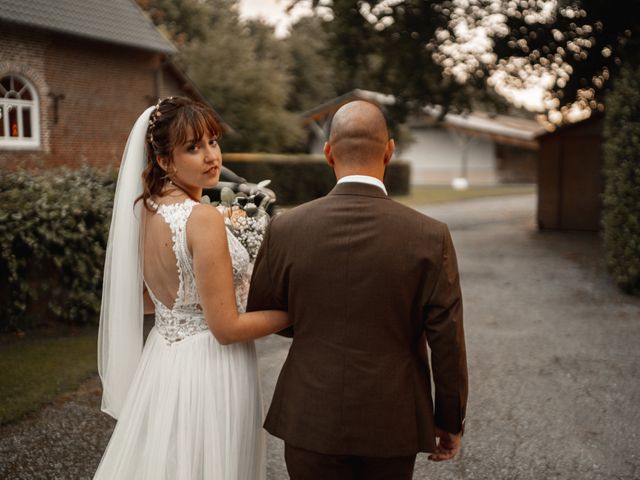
xmin=220 ymin=187 xmax=236 ymax=205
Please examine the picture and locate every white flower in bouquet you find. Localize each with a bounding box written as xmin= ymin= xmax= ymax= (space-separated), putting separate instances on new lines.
xmin=202 ymin=181 xmax=272 ymax=261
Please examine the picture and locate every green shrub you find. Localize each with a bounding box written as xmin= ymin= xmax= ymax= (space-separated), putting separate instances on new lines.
xmin=0 ymin=167 xmax=117 ymax=331
xmin=602 ymin=64 xmax=640 ymax=294
xmin=223 ymin=153 xmax=410 ymax=204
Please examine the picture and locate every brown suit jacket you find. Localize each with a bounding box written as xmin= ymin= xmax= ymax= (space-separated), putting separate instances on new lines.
xmin=247 ymin=182 xmax=467 ymax=457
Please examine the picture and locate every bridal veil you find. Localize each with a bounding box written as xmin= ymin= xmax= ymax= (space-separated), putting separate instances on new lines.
xmin=98 ymin=106 xmax=154 ymax=419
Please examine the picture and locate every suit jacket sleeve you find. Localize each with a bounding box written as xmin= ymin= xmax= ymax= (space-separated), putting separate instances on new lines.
xmin=246 ymin=218 xmax=293 ymax=337
xmin=423 ymin=224 xmax=468 ymax=434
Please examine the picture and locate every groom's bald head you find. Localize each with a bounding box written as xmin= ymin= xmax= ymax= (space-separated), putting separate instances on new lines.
xmin=327 ymin=101 xmax=391 ymax=167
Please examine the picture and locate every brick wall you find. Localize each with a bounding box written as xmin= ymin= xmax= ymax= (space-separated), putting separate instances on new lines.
xmin=0 ymin=23 xmax=188 ymax=169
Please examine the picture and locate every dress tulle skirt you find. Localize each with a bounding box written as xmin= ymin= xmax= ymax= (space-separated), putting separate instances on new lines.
xmin=94 ymin=327 xmax=266 ymax=480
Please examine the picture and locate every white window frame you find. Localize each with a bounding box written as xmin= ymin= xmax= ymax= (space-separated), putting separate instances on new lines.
xmin=0 ymin=74 xmax=40 ymax=150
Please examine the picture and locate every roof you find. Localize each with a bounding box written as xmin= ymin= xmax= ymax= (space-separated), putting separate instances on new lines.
xmin=0 ymin=0 xmax=176 ymax=54
xmin=302 ymin=89 xmax=395 ymax=124
xmin=418 ymin=106 xmax=545 ymax=150
xmin=302 ymin=89 xmax=546 ymax=149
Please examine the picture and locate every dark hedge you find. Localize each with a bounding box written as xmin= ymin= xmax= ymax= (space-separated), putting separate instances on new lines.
xmin=602 ymin=64 xmax=640 ymax=294
xmin=223 ymin=153 xmax=410 ymax=205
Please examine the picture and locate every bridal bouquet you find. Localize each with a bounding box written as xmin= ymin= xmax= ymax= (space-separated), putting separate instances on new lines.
xmin=202 ymin=181 xmax=272 ymax=261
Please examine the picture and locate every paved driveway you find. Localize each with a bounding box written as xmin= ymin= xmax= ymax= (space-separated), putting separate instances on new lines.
xmin=258 ymin=194 xmax=640 ymax=480
xmin=1 ymin=194 xmax=638 ymax=479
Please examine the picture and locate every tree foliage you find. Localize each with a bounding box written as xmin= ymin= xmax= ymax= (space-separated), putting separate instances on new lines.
xmin=138 ymin=0 xmax=303 ymax=152
xmin=489 ymin=0 xmax=640 ymax=122
xmin=283 ymin=16 xmax=337 ymax=113
xmin=136 ymin=0 xmax=212 ymax=45
xmin=296 ymin=0 xmax=640 ymax=121
xmin=295 ymin=0 xmax=512 ymax=118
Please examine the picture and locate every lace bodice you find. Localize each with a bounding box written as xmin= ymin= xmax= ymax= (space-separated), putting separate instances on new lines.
xmin=145 ymin=199 xmax=252 ymax=344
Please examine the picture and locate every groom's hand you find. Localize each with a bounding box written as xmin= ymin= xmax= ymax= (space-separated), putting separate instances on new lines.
xmin=428 ymin=427 xmax=461 ymax=462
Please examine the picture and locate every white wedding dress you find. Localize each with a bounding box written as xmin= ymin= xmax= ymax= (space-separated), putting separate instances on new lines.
xmin=94 ymin=199 xmax=265 ymax=480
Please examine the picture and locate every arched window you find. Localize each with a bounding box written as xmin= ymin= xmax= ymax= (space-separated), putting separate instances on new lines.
xmin=0 ymin=75 xmax=40 ymax=149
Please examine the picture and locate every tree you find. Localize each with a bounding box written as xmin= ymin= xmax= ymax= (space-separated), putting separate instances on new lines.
xmin=138 ymin=0 xmax=303 ymax=152
xmin=284 ymin=16 xmax=337 ymax=113
xmin=295 ymin=1 xmax=640 ymax=122
xmin=293 ymin=0 xmax=507 ymax=119
xmin=316 ymin=0 xmax=383 ymax=94
xmin=489 ymin=0 xmax=640 ymax=123
xmin=136 ymin=0 xmax=212 ymax=45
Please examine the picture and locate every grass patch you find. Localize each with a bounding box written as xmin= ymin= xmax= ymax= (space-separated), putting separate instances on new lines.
xmin=395 ymin=184 xmax=536 ymax=206
xmin=0 ymin=330 xmax=98 ymax=424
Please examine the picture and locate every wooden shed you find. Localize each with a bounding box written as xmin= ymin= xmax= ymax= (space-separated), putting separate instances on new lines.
xmin=537 ymin=115 xmax=604 ymax=231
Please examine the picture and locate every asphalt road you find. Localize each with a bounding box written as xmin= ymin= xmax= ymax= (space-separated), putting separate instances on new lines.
xmin=257 ymin=194 xmax=640 ymax=480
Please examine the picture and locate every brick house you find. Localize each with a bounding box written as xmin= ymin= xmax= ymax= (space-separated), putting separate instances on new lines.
xmin=0 ymin=0 xmax=217 ymax=169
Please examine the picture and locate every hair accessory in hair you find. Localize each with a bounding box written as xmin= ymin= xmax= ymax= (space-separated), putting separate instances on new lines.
xmin=147 ymin=99 xmax=163 ymax=145
xmin=147 ymin=97 xmax=177 ymax=144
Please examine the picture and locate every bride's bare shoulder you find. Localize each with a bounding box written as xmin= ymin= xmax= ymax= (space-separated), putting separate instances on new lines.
xmin=187 ymin=203 xmax=226 ymax=239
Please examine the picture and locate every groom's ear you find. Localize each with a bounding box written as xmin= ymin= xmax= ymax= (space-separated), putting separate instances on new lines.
xmin=383 ymin=139 xmax=395 ymax=166
xmin=324 ymin=142 xmax=335 ymax=167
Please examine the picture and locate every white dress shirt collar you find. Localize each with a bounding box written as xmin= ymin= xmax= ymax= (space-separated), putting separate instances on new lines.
xmin=336 ymin=175 xmax=388 ymax=195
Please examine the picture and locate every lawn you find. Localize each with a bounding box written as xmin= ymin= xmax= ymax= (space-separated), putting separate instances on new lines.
xmin=395 ymin=184 xmax=536 ymax=206
xmin=0 ymin=330 xmax=98 ymax=425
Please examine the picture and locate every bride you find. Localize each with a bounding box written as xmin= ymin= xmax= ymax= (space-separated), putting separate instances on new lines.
xmin=93 ymin=97 xmax=289 ymax=479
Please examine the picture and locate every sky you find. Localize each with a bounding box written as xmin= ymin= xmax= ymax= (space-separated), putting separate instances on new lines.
xmin=238 ymin=0 xmax=310 ymax=37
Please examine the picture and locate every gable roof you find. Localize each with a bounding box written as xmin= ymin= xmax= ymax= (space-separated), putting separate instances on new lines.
xmin=0 ymin=0 xmax=176 ymax=54
xmin=419 ymin=106 xmax=545 ymax=149
xmin=302 ymin=89 xmax=545 ymax=150
xmin=302 ymin=89 xmax=395 ymax=124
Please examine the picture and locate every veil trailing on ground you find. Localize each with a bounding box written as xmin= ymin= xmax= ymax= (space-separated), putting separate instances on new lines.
xmin=98 ymin=106 xmax=154 ymax=419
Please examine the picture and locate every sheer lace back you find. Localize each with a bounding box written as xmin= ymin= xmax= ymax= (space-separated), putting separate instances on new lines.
xmin=145 ymin=199 xmax=252 ymax=344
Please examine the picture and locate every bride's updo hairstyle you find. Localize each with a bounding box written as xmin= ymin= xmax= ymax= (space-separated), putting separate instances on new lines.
xmin=139 ymin=96 xmax=222 ymax=210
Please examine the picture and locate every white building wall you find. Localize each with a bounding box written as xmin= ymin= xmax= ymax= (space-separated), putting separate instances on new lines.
xmin=398 ymin=127 xmax=497 ymax=185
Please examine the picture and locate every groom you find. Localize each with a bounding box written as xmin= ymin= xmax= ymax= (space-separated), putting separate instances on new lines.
xmin=247 ymin=100 xmax=468 ymax=479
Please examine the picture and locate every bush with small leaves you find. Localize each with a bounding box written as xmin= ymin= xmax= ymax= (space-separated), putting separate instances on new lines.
xmin=0 ymin=167 xmax=117 ymax=331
